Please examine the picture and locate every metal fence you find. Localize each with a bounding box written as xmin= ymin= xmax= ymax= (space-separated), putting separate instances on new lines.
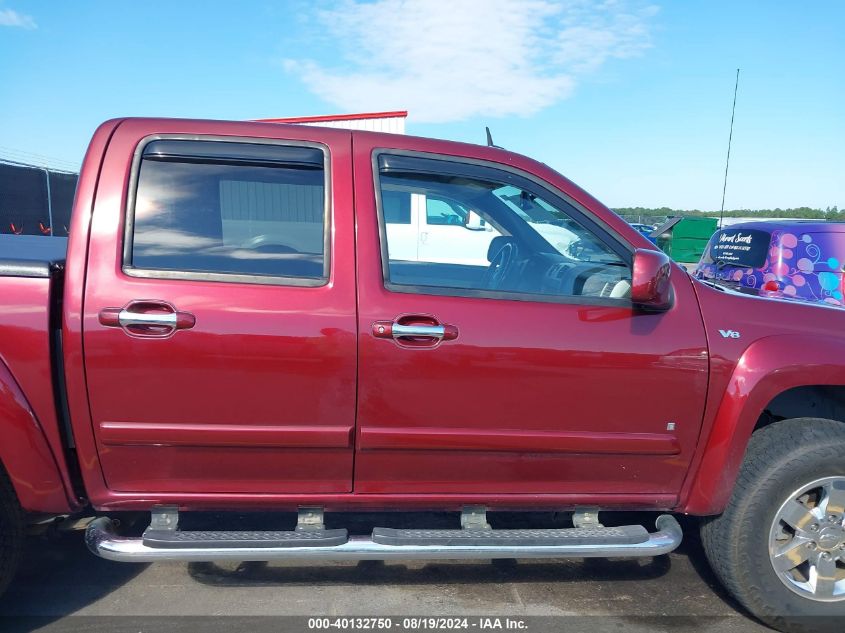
xmin=0 ymin=160 xmax=78 ymax=237
xmin=618 ymin=214 xmax=669 ymax=228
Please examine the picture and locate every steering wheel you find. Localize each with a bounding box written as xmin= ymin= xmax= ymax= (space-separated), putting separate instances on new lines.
xmin=482 ymin=241 xmax=517 ymax=290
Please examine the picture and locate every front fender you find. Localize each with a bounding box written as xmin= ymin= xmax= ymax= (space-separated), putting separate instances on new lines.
xmin=0 ymin=360 xmax=74 ymax=513
xmin=682 ymin=334 xmax=845 ymax=515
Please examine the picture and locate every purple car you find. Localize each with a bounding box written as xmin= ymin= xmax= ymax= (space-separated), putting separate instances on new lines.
xmin=694 ymin=220 xmax=845 ymax=307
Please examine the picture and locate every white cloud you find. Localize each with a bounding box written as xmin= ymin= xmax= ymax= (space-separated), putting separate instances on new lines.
xmin=0 ymin=8 xmax=37 ymax=29
xmin=284 ymin=0 xmax=657 ymax=123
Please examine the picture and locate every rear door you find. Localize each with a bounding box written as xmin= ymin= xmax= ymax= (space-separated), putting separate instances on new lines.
xmin=82 ymin=120 xmax=356 ymax=494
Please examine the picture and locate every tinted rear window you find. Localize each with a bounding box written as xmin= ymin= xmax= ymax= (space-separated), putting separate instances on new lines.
xmin=704 ymin=228 xmax=771 ymax=267
xmin=128 ymin=141 xmax=327 ymax=282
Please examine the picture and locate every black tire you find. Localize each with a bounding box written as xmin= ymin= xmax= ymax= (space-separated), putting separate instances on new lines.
xmin=701 ymin=418 xmax=845 ymax=633
xmin=0 ymin=465 xmax=24 ymax=596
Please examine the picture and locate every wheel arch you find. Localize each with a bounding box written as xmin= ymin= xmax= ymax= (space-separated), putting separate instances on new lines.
xmin=756 ymin=385 xmax=845 ymax=430
xmin=0 ymin=359 xmax=75 ymax=514
xmin=682 ymin=334 xmax=845 ymax=515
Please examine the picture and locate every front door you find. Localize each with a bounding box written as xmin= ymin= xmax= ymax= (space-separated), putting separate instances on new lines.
xmin=353 ymin=138 xmax=708 ymax=501
xmin=82 ymin=120 xmax=356 ymax=494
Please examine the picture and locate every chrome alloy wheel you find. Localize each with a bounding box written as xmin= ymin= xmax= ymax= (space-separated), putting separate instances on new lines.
xmin=769 ymin=476 xmax=845 ymax=601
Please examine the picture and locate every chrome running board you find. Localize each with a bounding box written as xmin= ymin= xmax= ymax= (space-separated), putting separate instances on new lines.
xmin=85 ymin=514 xmax=682 ymax=563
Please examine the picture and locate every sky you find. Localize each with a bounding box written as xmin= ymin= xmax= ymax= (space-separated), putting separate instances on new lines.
xmin=0 ymin=0 xmax=842 ymax=211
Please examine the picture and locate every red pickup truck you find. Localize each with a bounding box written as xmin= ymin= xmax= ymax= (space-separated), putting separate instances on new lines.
xmin=1 ymin=118 xmax=843 ymax=631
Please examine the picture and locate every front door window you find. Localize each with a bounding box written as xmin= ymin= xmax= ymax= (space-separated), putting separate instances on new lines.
xmin=378 ymin=158 xmax=631 ymax=302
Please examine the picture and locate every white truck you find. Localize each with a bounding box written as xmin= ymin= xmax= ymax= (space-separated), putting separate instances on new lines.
xmin=382 ymin=184 xmax=585 ymax=266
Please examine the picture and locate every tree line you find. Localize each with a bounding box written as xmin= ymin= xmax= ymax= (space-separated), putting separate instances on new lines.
xmin=614 ymin=206 xmax=844 ymax=220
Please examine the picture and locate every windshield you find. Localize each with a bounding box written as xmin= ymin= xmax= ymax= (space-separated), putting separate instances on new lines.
xmin=700 ymin=228 xmax=771 ymax=268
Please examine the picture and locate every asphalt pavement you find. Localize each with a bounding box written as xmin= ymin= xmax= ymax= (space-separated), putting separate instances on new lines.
xmin=0 ymin=512 xmax=772 ymax=633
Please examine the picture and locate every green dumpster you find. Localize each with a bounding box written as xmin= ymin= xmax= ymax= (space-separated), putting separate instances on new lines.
xmin=652 ymin=217 xmax=718 ymax=263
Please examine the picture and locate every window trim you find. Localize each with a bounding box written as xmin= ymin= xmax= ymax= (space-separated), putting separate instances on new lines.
xmin=122 ymin=134 xmax=332 ymax=288
xmin=372 ymin=149 xmax=635 ymax=307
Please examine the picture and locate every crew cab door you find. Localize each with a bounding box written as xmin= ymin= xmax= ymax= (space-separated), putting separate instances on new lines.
xmin=353 ymin=135 xmax=708 ymax=500
xmin=82 ymin=120 xmax=356 ymax=494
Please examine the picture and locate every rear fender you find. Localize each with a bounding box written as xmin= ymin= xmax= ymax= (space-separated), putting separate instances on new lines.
xmin=0 ymin=360 xmax=74 ymax=513
xmin=682 ymin=334 xmax=845 ymax=515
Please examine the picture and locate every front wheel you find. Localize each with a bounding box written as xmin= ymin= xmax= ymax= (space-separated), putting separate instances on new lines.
xmin=701 ymin=418 xmax=845 ymax=633
xmin=0 ymin=466 xmax=24 ymax=596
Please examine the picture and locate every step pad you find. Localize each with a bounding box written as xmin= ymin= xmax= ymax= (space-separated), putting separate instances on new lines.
xmin=142 ymin=528 xmax=348 ymax=549
xmin=371 ymin=525 xmax=648 ymax=547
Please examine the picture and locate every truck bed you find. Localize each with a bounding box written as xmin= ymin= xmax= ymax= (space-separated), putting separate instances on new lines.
xmin=0 ymin=235 xmax=67 ymax=278
xmin=0 ymin=233 xmax=73 ymax=512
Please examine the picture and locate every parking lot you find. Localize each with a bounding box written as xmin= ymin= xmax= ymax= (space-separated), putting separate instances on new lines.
xmin=0 ymin=513 xmax=770 ymax=633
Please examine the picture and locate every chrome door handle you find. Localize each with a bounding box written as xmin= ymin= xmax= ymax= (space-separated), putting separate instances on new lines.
xmin=99 ymin=300 xmax=195 ymax=338
xmin=372 ymin=316 xmax=458 ymax=346
xmin=391 ymin=323 xmax=445 ymax=339
xmin=118 ymin=310 xmax=177 ymax=328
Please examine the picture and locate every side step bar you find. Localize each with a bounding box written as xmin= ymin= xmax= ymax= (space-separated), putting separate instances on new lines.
xmin=371 ymin=524 xmax=649 ymax=547
xmin=143 ymin=528 xmax=349 ymax=549
xmin=85 ymin=514 xmax=682 ymax=563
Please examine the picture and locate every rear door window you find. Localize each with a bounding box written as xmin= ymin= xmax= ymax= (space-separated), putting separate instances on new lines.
xmin=126 ymin=139 xmax=328 ymax=284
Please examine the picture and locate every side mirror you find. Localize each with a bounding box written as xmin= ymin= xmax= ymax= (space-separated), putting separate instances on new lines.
xmin=631 ymin=248 xmax=672 ymax=311
xmin=464 ymin=210 xmax=488 ymax=231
